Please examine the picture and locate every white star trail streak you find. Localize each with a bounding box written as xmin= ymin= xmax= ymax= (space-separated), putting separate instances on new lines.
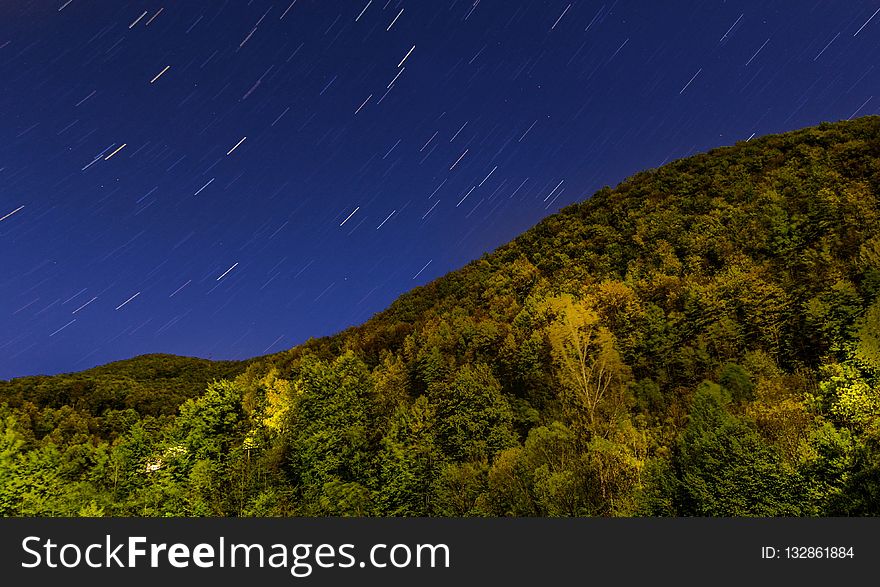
xmin=551 ymin=4 xmax=571 ymax=30
xmin=227 ymin=136 xmax=247 ymax=155
xmin=398 ymin=45 xmax=415 ymax=67
xmin=71 ymin=296 xmax=98 ymax=314
xmin=422 ymin=200 xmax=440 ymax=219
xmin=355 ymin=94 xmax=372 ymax=114
xmin=854 ymin=7 xmax=880 ymax=36
xmin=457 ymin=186 xmax=476 ymax=207
xmin=104 ymin=144 xmax=127 ymax=160
xmin=339 ymin=207 xmax=360 ymax=226
xmin=115 ymin=292 xmax=141 ymax=310
xmin=412 ymin=260 xmax=432 ymax=280
xmin=49 ymin=319 xmax=76 ymax=337
xmin=719 ymin=13 xmax=743 ymax=42
xmin=194 ymin=178 xmax=215 ymax=195
xmin=387 ymin=9 xmax=403 ymax=31
xmin=544 ymin=180 xmax=564 ymax=201
xmin=679 ymin=68 xmax=702 ymax=94
xmin=745 ymin=38 xmax=770 ymax=66
xmin=387 ymin=67 xmax=405 ymax=88
xmin=169 ymin=280 xmax=192 ymax=297
xmin=129 ymin=10 xmax=148 ymax=28
xmin=519 ymin=119 xmax=538 ymax=142
xmin=450 ymin=121 xmax=468 ymax=142
xmin=355 ymin=0 xmax=371 ymax=22
xmin=280 ymin=0 xmax=297 ymax=20
xmin=449 ymin=149 xmax=468 ymax=170
xmin=421 ymin=131 xmax=439 ymax=151
xmin=0 ymin=205 xmax=24 ymax=222
xmin=150 ymin=66 xmax=171 ymax=83
xmin=144 ymin=8 xmax=163 ymax=26
xmin=813 ymin=32 xmax=840 ymax=61
xmin=217 ymin=263 xmax=239 ymax=280
xmin=376 ymin=210 xmax=396 ymax=229
xmin=479 ymin=166 xmax=498 ymax=186
xmin=262 ymin=335 xmax=285 ymax=353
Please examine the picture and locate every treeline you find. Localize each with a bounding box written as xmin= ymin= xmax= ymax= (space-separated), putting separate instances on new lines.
xmin=3 ymin=117 xmax=880 ymax=516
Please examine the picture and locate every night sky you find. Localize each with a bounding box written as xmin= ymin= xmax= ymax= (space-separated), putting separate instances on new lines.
xmin=2 ymin=1 xmax=880 ymax=379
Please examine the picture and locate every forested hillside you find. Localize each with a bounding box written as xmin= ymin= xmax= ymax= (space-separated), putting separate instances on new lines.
xmin=3 ymin=117 xmax=880 ymax=516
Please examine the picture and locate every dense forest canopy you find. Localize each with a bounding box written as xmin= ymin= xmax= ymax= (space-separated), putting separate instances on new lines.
xmin=3 ymin=116 xmax=880 ymax=516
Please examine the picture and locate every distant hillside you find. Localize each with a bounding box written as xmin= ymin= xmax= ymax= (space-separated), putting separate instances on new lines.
xmin=2 ymin=117 xmax=880 ymax=516
xmin=0 ymin=354 xmax=246 ymax=439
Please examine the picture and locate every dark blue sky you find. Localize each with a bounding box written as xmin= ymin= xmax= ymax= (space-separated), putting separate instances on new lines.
xmin=2 ymin=0 xmax=879 ymax=379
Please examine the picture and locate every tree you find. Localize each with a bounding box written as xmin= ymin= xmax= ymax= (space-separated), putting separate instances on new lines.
xmin=431 ymin=462 xmax=488 ymax=516
xmin=672 ymin=382 xmax=804 ymax=515
xmin=285 ymin=352 xmax=376 ymax=511
xmin=545 ymin=294 xmax=633 ymax=442
xmin=430 ymin=363 xmax=516 ymax=463
xmin=377 ymin=396 xmax=442 ymax=516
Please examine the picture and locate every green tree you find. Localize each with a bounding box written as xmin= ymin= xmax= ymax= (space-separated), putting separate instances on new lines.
xmin=672 ymin=382 xmax=804 ymax=515
xmin=430 ymin=363 xmax=516 ymax=463
xmin=285 ymin=352 xmax=376 ymax=511
xmin=377 ymin=396 xmax=442 ymax=515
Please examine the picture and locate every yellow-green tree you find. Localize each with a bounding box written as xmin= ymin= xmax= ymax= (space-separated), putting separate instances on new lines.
xmin=545 ymin=294 xmax=632 ymax=441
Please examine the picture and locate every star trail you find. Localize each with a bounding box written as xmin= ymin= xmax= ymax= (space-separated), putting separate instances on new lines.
xmin=1 ymin=1 xmax=880 ymax=379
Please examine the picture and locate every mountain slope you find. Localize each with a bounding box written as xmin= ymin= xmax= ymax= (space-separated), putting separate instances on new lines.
xmin=266 ymin=115 xmax=879 ymax=380
xmin=2 ymin=117 xmax=880 ymax=517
